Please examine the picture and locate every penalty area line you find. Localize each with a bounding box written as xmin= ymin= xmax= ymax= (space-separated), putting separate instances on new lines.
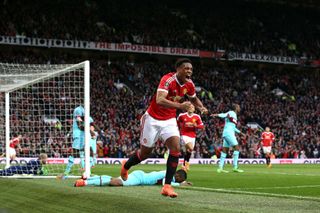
xmin=183 ymin=186 xmax=320 ymax=202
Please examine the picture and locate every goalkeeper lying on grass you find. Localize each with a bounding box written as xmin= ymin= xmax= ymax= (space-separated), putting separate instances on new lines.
xmin=0 ymin=153 xmax=48 ymax=176
xmin=74 ymin=169 xmax=192 ymax=187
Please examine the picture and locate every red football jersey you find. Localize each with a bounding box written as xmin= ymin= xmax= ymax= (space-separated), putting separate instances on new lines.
xmin=177 ymin=112 xmax=204 ymax=138
xmin=9 ymin=137 xmax=20 ymax=148
xmin=147 ymin=72 xmax=196 ymax=120
xmin=261 ymin=132 xmax=275 ymax=146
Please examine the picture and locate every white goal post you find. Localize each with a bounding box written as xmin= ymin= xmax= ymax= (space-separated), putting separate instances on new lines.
xmin=0 ymin=61 xmax=91 ymax=178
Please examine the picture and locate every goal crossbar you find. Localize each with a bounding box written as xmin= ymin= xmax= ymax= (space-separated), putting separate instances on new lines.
xmin=0 ymin=62 xmax=87 ymax=93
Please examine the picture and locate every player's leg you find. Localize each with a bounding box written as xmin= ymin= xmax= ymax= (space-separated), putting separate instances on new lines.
xmin=161 ymin=118 xmax=181 ymax=198
xmin=1 ymin=165 xmax=21 ymax=176
xmin=0 ymin=167 xmax=13 ymax=176
xmin=122 ymin=145 xmax=153 ymax=180
xmin=89 ymin=148 xmax=95 ymax=168
xmin=65 ymin=136 xmax=81 ymax=174
xmin=162 ymin=136 xmax=180 ymax=197
xmin=8 ymin=147 xmax=16 ymax=164
xmin=263 ymin=146 xmax=272 ymax=168
xmin=90 ymin=138 xmax=97 ymax=168
xmin=121 ymin=113 xmax=157 ymax=180
xmin=109 ymin=178 xmax=124 ymax=186
xmin=182 ymin=137 xmax=195 ymax=171
xmin=217 ymin=136 xmax=230 ymax=173
xmin=229 ymin=135 xmax=243 ymax=172
xmin=79 ymin=135 xmax=85 ymax=170
xmin=217 ymin=146 xmax=229 ymax=173
xmin=64 ymin=145 xmax=80 ymax=176
xmin=75 ymin=175 xmax=113 ymax=187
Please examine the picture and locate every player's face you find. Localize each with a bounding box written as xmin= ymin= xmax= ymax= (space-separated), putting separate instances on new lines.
xmin=176 ymin=63 xmax=193 ymax=84
xmin=188 ymin=104 xmax=195 ymax=113
xmin=41 ymin=157 xmax=48 ymax=164
xmin=235 ymin=105 xmax=240 ymax=113
xmin=174 ymin=173 xmax=186 ymax=183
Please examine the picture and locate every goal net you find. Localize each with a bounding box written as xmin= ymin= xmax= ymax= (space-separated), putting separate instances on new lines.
xmin=0 ymin=61 xmax=91 ymax=178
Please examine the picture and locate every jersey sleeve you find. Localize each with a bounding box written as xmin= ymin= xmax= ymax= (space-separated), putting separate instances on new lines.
xmin=161 ymin=178 xmax=180 ymax=187
xmin=218 ymin=113 xmax=228 ymax=118
xmin=271 ymin=133 xmax=275 ymax=141
xmin=157 ymin=75 xmax=170 ymax=93
xmin=171 ymin=182 xmax=180 ymax=187
xmin=196 ymin=115 xmax=204 ymax=129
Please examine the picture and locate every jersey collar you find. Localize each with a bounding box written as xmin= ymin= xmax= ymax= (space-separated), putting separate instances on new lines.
xmin=174 ymin=74 xmax=185 ymax=87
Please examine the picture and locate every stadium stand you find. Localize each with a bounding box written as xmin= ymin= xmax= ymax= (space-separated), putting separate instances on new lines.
xmin=0 ymin=0 xmax=319 ymax=58
xmin=0 ymin=49 xmax=319 ymax=159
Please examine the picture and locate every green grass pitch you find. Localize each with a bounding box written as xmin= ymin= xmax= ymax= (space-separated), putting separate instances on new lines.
xmin=0 ymin=164 xmax=319 ymax=213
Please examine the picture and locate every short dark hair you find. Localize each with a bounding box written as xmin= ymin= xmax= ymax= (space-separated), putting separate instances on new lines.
xmin=175 ymin=169 xmax=187 ymax=182
xmin=175 ymin=58 xmax=192 ymax=69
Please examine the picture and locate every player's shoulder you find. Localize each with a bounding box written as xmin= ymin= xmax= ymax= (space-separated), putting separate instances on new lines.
xmin=193 ymin=113 xmax=201 ymax=118
xmin=74 ymin=106 xmax=84 ymax=115
xmin=185 ymin=78 xmax=195 ymax=87
xmin=227 ymin=110 xmax=236 ymax=116
xmin=178 ymin=112 xmax=188 ymax=117
xmin=89 ymin=116 xmax=94 ymax=123
xmin=76 ymin=105 xmax=84 ymax=111
xmin=161 ymin=72 xmax=175 ymax=79
xmin=160 ymin=72 xmax=176 ymax=84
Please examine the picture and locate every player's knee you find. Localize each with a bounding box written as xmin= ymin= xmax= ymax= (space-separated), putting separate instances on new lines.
xmin=169 ymin=150 xmax=180 ymax=157
xmin=186 ymin=144 xmax=194 ymax=153
xmin=110 ymin=178 xmax=123 ymax=186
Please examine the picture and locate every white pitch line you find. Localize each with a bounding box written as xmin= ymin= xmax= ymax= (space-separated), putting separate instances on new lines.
xmin=188 ymin=186 xmax=320 ymax=202
xmin=249 ymin=171 xmax=320 ymax=177
xmin=228 ymin=184 xmax=320 ymax=190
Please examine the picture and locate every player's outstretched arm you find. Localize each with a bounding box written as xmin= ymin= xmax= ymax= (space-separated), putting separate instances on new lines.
xmin=189 ymin=96 xmax=208 ymax=114
xmin=180 ymin=181 xmax=192 ymax=186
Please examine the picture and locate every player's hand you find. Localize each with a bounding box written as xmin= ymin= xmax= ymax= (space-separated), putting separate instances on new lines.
xmin=77 ymin=116 xmax=83 ymax=122
xmin=180 ymin=101 xmax=192 ymax=111
xmin=180 ymin=181 xmax=193 ymax=186
xmin=240 ymin=132 xmax=246 ymax=137
xmin=210 ymin=114 xmax=218 ymax=117
xmin=199 ymin=107 xmax=208 ymax=115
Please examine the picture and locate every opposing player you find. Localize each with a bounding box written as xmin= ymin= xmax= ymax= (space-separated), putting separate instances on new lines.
xmin=0 ymin=153 xmax=48 ymax=176
xmin=261 ymin=127 xmax=275 ymax=168
xmin=177 ymin=104 xmax=204 ymax=171
xmin=212 ymin=104 xmax=244 ymax=173
xmin=7 ymin=135 xmax=23 ymax=164
xmin=64 ymin=106 xmax=94 ymax=176
xmin=74 ymin=169 xmax=191 ymax=187
xmin=120 ymin=58 xmax=208 ymax=198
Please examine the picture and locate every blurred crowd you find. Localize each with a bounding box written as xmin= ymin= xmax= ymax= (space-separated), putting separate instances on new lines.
xmin=1 ymin=0 xmax=320 ymax=58
xmin=0 ymin=49 xmax=319 ymax=159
